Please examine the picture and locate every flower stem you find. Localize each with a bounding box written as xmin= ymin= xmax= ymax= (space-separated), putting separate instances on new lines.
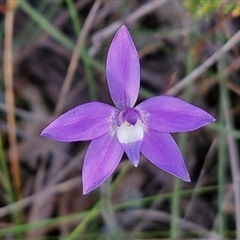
xmin=100 ymin=177 xmax=122 ymax=238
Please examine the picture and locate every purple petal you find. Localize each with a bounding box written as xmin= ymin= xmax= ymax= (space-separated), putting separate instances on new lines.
xmin=140 ymin=129 xmax=190 ymax=181
xmin=121 ymin=141 xmax=141 ymax=167
xmin=107 ymin=25 xmax=140 ymax=109
xmin=41 ymin=102 xmax=117 ymax=142
xmin=116 ymin=119 xmax=144 ymax=166
xmin=82 ymin=133 xmax=124 ymax=194
xmin=137 ymin=96 xmax=215 ymax=133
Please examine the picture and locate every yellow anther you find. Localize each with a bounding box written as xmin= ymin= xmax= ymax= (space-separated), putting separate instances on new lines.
xmin=124 ymin=121 xmax=131 ymax=126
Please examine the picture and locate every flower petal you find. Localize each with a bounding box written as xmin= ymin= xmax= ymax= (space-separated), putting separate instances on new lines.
xmin=117 ymin=119 xmax=144 ymax=166
xmin=41 ymin=102 xmax=117 ymax=142
xmin=140 ymin=129 xmax=190 ymax=181
xmin=82 ymin=133 xmax=124 ymax=194
xmin=107 ymin=25 xmax=140 ymax=109
xmin=137 ymin=96 xmax=215 ymax=133
xmin=121 ymin=141 xmax=141 ymax=167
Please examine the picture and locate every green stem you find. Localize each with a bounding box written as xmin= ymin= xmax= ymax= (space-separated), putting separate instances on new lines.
xmin=217 ymin=31 xmax=227 ymax=239
xmin=100 ymin=177 xmax=121 ymax=238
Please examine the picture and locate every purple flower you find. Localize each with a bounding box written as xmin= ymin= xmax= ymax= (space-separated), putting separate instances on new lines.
xmin=41 ymin=26 xmax=215 ymax=194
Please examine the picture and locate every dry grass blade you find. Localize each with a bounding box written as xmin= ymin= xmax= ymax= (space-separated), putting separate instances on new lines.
xmin=89 ymin=0 xmax=168 ymax=56
xmin=3 ymin=2 xmax=21 ymax=198
xmin=0 ymin=177 xmax=80 ymax=219
xmin=222 ymin=88 xmax=240 ymax=240
xmin=54 ymin=0 xmax=102 ymax=115
xmin=1 ymin=1 xmax=237 ymax=238
xmin=168 ymin=29 xmax=240 ymax=96
xmin=184 ymin=139 xmax=218 ymax=219
xmin=120 ymin=209 xmax=220 ymax=238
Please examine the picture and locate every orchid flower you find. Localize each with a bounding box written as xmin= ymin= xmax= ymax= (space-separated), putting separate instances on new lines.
xmin=41 ymin=25 xmax=215 ymax=194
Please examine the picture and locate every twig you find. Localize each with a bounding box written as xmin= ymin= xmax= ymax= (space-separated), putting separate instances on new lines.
xmin=184 ymin=139 xmax=218 ymax=220
xmin=48 ymin=149 xmax=86 ymax=186
xmin=0 ymin=177 xmax=80 ymax=219
xmin=89 ymin=0 xmax=168 ymax=56
xmin=54 ymin=0 xmax=102 ymax=115
xmin=0 ymin=102 xmax=37 ymax=121
xmin=167 ymin=29 xmax=240 ymax=96
xmin=4 ymin=2 xmax=21 ymax=198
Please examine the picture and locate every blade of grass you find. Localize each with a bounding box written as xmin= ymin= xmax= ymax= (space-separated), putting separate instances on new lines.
xmin=0 ymin=211 xmax=87 ymax=236
xmin=18 ymin=0 xmax=72 ymax=48
xmin=65 ymin=0 xmax=81 ymax=37
xmin=0 ymin=131 xmax=20 ymax=230
xmin=0 ymin=184 xmax=220 ymax=237
xmin=66 ymin=202 xmax=100 ymax=240
xmin=89 ymin=0 xmax=168 ymax=56
xmin=208 ymin=122 xmax=240 ymax=139
xmin=171 ymin=178 xmax=181 ymax=238
xmin=170 ymin=26 xmax=196 ymax=238
xmin=14 ymin=1 xmax=63 ymax=52
xmin=168 ymin=29 xmax=240 ymax=96
xmin=221 ymin=56 xmax=240 ymax=240
xmin=217 ymin=31 xmax=227 ymax=238
xmin=0 ymin=133 xmax=14 ymax=203
xmin=18 ymin=0 xmax=104 ymax=73
xmin=67 ymin=185 xmax=220 ymax=239
xmin=54 ymin=0 xmax=101 ymax=115
xmin=100 ymin=177 xmax=122 ymax=239
xmin=0 ymin=177 xmax=80 ymax=219
xmin=83 ymin=53 xmax=97 ymax=101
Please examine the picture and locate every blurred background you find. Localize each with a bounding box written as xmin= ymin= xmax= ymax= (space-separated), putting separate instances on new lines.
xmin=0 ymin=0 xmax=240 ymax=239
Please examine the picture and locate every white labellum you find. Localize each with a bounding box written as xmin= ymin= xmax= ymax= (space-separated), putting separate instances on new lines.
xmin=117 ymin=119 xmax=144 ymax=144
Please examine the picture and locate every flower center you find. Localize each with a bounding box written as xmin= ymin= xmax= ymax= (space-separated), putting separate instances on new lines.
xmin=116 ymin=107 xmax=144 ymax=144
xmin=117 ymin=107 xmax=141 ymax=126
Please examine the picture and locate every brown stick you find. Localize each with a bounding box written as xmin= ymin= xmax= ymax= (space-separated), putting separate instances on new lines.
xmin=4 ymin=1 xmax=21 ymax=199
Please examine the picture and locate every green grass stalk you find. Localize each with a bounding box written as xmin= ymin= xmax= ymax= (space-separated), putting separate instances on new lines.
xmin=217 ymin=31 xmax=227 ymax=238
